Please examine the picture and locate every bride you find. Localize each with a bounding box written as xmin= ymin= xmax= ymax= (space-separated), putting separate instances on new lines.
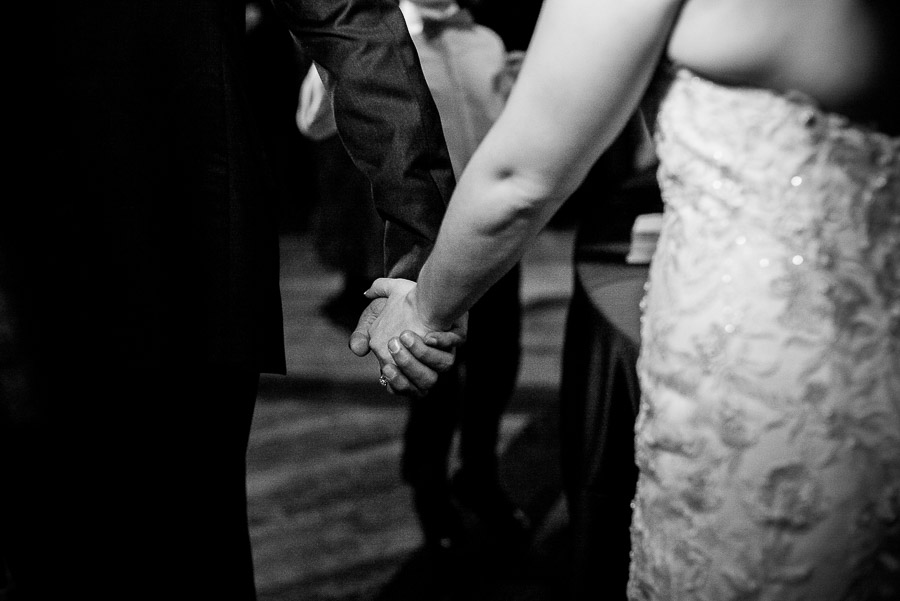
xmin=352 ymin=0 xmax=899 ymax=598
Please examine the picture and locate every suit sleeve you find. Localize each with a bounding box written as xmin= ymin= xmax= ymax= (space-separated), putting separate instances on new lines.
xmin=268 ymin=0 xmax=455 ymax=280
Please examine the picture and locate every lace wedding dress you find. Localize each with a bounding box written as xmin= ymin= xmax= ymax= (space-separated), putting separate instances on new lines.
xmin=629 ymin=69 xmax=900 ymax=600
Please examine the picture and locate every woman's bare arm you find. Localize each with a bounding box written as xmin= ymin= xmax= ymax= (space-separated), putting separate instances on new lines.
xmin=414 ymin=0 xmax=684 ymax=329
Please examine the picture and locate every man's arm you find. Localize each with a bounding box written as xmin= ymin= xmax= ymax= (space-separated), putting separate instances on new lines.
xmin=269 ymin=0 xmax=454 ymax=279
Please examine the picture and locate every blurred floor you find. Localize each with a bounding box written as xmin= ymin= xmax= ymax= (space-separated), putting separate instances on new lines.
xmin=248 ymin=228 xmax=575 ymax=601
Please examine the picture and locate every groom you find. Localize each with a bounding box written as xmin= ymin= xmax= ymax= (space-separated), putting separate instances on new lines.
xmin=1 ymin=1 xmax=457 ymax=599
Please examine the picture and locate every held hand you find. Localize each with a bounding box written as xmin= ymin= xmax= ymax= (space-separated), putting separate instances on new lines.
xmin=364 ymin=278 xmax=436 ymax=397
xmin=349 ymin=278 xmax=422 ymax=368
xmin=349 ymin=278 xmax=465 ymax=396
xmin=382 ymin=320 xmax=468 ymax=392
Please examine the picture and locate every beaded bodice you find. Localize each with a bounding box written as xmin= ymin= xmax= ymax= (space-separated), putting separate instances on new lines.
xmin=629 ymin=69 xmax=900 ymax=600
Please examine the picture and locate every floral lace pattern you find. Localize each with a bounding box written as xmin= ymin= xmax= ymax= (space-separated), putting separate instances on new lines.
xmin=628 ymin=69 xmax=900 ymax=600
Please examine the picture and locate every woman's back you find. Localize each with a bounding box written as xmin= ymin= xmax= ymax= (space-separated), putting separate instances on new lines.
xmin=668 ymin=0 xmax=899 ymax=133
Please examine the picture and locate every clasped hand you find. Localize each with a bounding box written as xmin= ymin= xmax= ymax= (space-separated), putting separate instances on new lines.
xmin=349 ymin=278 xmax=466 ymax=397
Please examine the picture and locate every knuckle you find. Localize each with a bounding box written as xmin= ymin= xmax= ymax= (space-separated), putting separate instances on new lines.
xmin=405 ymin=339 xmax=425 ymax=356
xmin=435 ymin=354 xmax=455 ymax=372
xmin=420 ymin=372 xmax=438 ymax=389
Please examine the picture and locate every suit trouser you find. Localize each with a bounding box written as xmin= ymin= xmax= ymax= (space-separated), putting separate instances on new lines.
xmin=401 ymin=265 xmax=522 ymax=494
xmin=1 ymin=365 xmax=259 ymax=601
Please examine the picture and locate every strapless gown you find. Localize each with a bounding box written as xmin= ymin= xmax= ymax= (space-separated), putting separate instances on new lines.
xmin=628 ymin=69 xmax=900 ymax=600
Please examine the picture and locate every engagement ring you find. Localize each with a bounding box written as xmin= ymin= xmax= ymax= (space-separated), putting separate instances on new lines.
xmin=379 ymin=374 xmax=389 ymax=387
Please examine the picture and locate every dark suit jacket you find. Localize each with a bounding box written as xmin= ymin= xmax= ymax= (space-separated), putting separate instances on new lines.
xmin=3 ymin=0 xmax=452 ymax=377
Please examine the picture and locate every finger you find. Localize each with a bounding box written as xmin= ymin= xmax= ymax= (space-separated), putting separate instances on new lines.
xmin=363 ymin=277 xmax=396 ymax=300
xmin=398 ymin=332 xmax=456 ymax=373
xmin=420 ymin=331 xmax=465 ymax=351
xmin=423 ymin=313 xmax=468 ymax=349
xmin=381 ymin=363 xmax=425 ymax=398
xmin=388 ymin=337 xmax=442 ymax=389
xmin=349 ymin=330 xmax=370 ymax=357
xmin=348 ymin=297 xmax=385 ymax=356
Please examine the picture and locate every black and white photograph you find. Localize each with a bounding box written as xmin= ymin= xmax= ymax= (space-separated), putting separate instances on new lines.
xmin=2 ymin=1 xmax=898 ymax=600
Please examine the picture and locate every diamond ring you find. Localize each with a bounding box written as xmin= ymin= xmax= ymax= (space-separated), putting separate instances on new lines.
xmin=378 ymin=374 xmax=389 ymax=387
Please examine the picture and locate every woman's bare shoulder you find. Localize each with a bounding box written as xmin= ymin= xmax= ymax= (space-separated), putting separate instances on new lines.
xmin=667 ymin=0 xmax=898 ymax=129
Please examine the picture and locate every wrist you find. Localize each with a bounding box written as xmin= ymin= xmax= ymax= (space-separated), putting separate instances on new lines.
xmin=406 ymin=286 xmax=453 ymax=331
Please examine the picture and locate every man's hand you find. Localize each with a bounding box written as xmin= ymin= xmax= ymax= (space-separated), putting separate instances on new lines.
xmin=349 ymin=297 xmax=465 ymax=396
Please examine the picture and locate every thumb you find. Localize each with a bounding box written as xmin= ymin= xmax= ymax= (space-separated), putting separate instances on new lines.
xmin=348 ymin=331 xmax=370 ymax=357
xmin=348 ymin=297 xmax=386 ymax=356
xmin=363 ymin=277 xmax=399 ymax=300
